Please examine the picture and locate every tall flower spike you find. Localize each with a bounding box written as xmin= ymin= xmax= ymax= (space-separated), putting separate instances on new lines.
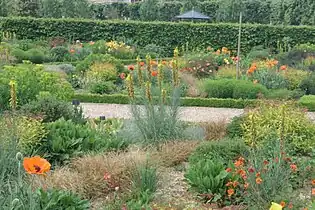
xmin=146 ymin=54 xmax=152 ymax=82
xmin=9 ymin=80 xmax=17 ymax=110
xmin=126 ymin=73 xmax=135 ymax=99
xmin=158 ymin=63 xmax=164 ymax=89
xmin=145 ymin=81 xmax=152 ymax=102
xmin=136 ymin=56 xmax=143 ymax=87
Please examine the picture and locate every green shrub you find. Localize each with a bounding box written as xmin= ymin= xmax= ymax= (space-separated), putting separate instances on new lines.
xmin=242 ymin=102 xmax=315 ymax=154
xmin=50 ymin=46 xmax=69 ymax=62
xmin=76 ymin=54 xmax=124 ymax=73
xmin=20 ymin=94 xmax=86 ymax=123
xmin=11 ymin=48 xmax=28 ymax=62
xmin=284 ymin=68 xmax=308 ymax=90
xmin=0 ymin=64 xmax=74 ymax=110
xmin=90 ymin=40 xmax=108 ymax=54
xmin=266 ymin=89 xmax=305 ymax=100
xmin=90 ymin=81 xmax=117 ymax=94
xmin=42 ymin=118 xmax=126 ymax=165
xmin=299 ymin=95 xmax=315 ymax=111
xmin=37 ymin=189 xmax=90 ymax=210
xmin=139 ymin=44 xmax=166 ymax=59
xmin=27 ymin=48 xmax=47 ymax=64
xmin=202 ymin=79 xmax=267 ymax=99
xmin=226 ymin=116 xmax=245 ymax=138
xmin=189 ymin=138 xmax=249 ymax=165
xmin=185 ymin=159 xmax=229 ymax=204
xmin=300 ymin=72 xmax=315 ymax=95
xmin=251 ymin=70 xmax=289 ymax=89
xmin=246 ymin=45 xmax=270 ymax=60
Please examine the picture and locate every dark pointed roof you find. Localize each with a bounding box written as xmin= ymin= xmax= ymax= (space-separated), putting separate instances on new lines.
xmin=176 ymin=10 xmax=210 ymax=20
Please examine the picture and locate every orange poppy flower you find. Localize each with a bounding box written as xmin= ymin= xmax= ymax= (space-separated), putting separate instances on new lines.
xmin=128 ymin=65 xmax=135 ymax=71
xmin=233 ymin=181 xmax=239 ymax=188
xmin=139 ymin=61 xmax=145 ymax=67
xmin=256 ymin=177 xmax=263 ymax=184
xmin=290 ymin=164 xmax=297 ymax=172
xmin=151 ymin=71 xmax=158 ymax=77
xmin=280 ymin=65 xmax=287 ymax=71
xmin=280 ymin=201 xmax=286 ymax=207
xmin=150 ymin=60 xmax=157 ymax=66
xmin=69 ymin=49 xmax=75 ymax=54
xmin=312 ymin=188 xmax=315 ymax=195
xmin=226 ymin=168 xmax=232 ymax=172
xmin=256 ymin=172 xmax=261 ymax=177
xmin=227 ymin=188 xmax=235 ymax=197
xmin=23 ymin=156 xmax=51 ymax=175
xmin=311 ymin=179 xmax=315 ymax=186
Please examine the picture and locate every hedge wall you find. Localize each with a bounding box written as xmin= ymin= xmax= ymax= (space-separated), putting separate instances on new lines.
xmin=2 ymin=17 xmax=315 ymax=53
xmin=73 ymin=93 xmax=257 ymax=109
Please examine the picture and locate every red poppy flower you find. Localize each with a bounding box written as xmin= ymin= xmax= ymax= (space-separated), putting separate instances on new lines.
xmin=151 ymin=71 xmax=158 ymax=77
xmin=280 ymin=65 xmax=287 ymax=71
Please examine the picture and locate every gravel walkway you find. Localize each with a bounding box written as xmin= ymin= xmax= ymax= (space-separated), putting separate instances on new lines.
xmin=82 ymin=103 xmax=315 ymax=123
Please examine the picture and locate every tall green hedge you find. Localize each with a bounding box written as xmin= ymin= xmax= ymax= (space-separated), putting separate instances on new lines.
xmin=2 ymin=17 xmax=315 ymax=53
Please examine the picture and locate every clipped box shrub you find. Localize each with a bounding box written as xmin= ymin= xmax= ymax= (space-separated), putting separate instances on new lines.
xmin=299 ymin=95 xmax=315 ymax=111
xmin=202 ymin=79 xmax=267 ymax=99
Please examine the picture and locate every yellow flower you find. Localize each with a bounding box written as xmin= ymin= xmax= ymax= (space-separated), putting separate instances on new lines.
xmin=270 ymin=202 xmax=283 ymax=210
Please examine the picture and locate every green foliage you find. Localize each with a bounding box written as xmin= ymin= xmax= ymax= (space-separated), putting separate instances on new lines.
xmin=300 ymin=72 xmax=315 ymax=95
xmin=90 ymin=81 xmax=117 ymax=95
xmin=202 ymin=79 xmax=267 ymax=99
xmin=251 ymin=70 xmax=289 ymax=89
xmin=242 ymin=102 xmax=315 ymax=154
xmin=284 ymin=68 xmax=308 ymax=90
xmin=265 ymin=89 xmax=305 ymax=100
xmin=4 ymin=17 xmax=315 ymax=55
xmin=189 ymin=138 xmax=249 ymax=165
xmin=0 ymin=64 xmax=74 ymax=111
xmin=299 ymin=95 xmax=315 ymax=111
xmin=226 ymin=116 xmax=246 ymax=138
xmin=42 ymin=118 xmax=126 ymax=165
xmin=130 ymin=88 xmax=184 ymax=144
xmin=243 ymin=140 xmax=294 ymax=209
xmin=50 ymin=46 xmax=69 ymax=62
xmin=20 ymin=94 xmax=86 ymax=123
xmin=76 ymin=54 xmax=123 ymax=73
xmin=139 ymin=0 xmax=159 ymax=21
xmin=183 ymin=53 xmax=218 ymax=78
xmin=139 ymin=44 xmax=166 ymax=59
xmin=185 ymin=159 xmax=229 ymax=203
xmin=72 ymin=93 xmax=256 ymax=109
xmin=37 ymin=188 xmax=90 ymax=210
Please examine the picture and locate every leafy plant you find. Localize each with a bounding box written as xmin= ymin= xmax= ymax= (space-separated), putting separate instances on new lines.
xmin=189 ymin=138 xmax=249 ymax=165
xmin=50 ymin=46 xmax=69 ymax=62
xmin=37 ymin=188 xmax=90 ymax=210
xmin=76 ymin=54 xmax=124 ymax=73
xmin=185 ymin=159 xmax=229 ymax=204
xmin=251 ymin=69 xmax=289 ymax=89
xmin=300 ymin=72 xmax=315 ymax=95
xmin=226 ymin=115 xmax=246 ymax=138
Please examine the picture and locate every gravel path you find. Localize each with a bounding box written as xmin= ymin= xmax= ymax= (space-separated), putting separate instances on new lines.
xmin=82 ymin=103 xmax=315 ymax=123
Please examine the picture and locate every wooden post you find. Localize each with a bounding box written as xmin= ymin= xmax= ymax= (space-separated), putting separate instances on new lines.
xmin=236 ymin=12 xmax=242 ymax=79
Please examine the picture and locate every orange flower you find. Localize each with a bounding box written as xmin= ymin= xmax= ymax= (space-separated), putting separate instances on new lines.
xmin=244 ymin=182 xmax=249 ymax=189
xmin=128 ymin=65 xmax=135 ymax=71
xmin=234 ymin=157 xmax=245 ymax=167
xmin=256 ymin=177 xmax=263 ymax=184
xmin=227 ymin=188 xmax=235 ymax=197
xmin=280 ymin=201 xmax=286 ymax=207
xmin=266 ymin=59 xmax=278 ymax=68
xmin=233 ymin=181 xmax=239 ymax=188
xmin=162 ymin=60 xmax=167 ymax=65
xmin=120 ymin=73 xmax=126 ymax=80
xmin=226 ymin=181 xmax=233 ymax=187
xmin=237 ymin=169 xmax=246 ymax=178
xmin=312 ymin=188 xmax=315 ymax=195
xmin=69 ymin=49 xmax=75 ymax=54
xmin=150 ymin=60 xmax=157 ymax=66
xmin=290 ymin=164 xmax=297 ymax=172
xmin=226 ymin=168 xmax=232 ymax=172
xmin=248 ymin=167 xmax=255 ymax=173
xmin=256 ymin=172 xmax=261 ymax=177
xmin=311 ymin=179 xmax=315 ymax=186
xmin=151 ymin=71 xmax=158 ymax=77
xmin=139 ymin=61 xmax=145 ymax=67
xmin=280 ymin=65 xmax=287 ymax=71
xmin=23 ymin=156 xmax=51 ymax=175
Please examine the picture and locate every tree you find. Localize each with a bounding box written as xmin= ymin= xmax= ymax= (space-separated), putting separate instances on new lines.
xmin=42 ymin=0 xmax=62 ymax=18
xmin=139 ymin=0 xmax=159 ymax=21
xmin=15 ymin=0 xmax=41 ymax=17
